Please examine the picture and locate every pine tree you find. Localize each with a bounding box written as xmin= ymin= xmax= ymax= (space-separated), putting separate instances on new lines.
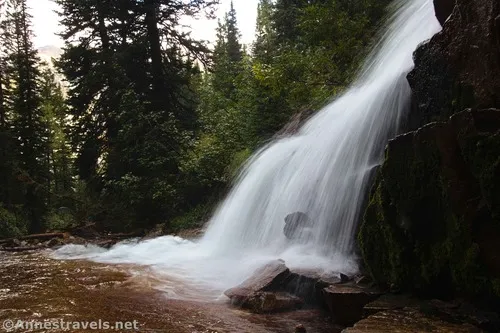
xmin=0 ymin=0 xmax=11 ymax=206
xmin=39 ymin=65 xmax=73 ymax=207
xmin=5 ymin=0 xmax=47 ymax=232
xmin=253 ymin=0 xmax=275 ymax=64
xmin=211 ymin=1 xmax=243 ymax=101
xmin=56 ymin=0 xmax=218 ymax=229
xmin=272 ymin=0 xmax=308 ymax=47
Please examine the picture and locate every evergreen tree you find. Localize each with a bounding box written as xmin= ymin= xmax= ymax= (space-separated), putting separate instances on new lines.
xmin=5 ymin=0 xmax=47 ymax=233
xmin=253 ymin=0 xmax=275 ymax=64
xmin=39 ymin=65 xmax=73 ymax=208
xmin=56 ymin=0 xmax=218 ymax=229
xmin=0 ymin=0 xmax=10 ymax=206
xmin=211 ymin=1 xmax=243 ymax=100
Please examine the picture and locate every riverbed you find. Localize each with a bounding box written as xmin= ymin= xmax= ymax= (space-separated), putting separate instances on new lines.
xmin=0 ymin=251 xmax=341 ymax=333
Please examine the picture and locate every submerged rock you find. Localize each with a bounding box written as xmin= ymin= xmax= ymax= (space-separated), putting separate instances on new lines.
xmin=342 ymin=309 xmax=482 ymax=333
xmin=283 ymin=212 xmax=312 ymax=240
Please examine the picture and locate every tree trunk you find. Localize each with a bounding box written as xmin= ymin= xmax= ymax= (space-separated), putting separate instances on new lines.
xmin=144 ymin=0 xmax=166 ymax=111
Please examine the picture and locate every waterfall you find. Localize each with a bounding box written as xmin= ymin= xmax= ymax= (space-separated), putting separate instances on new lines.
xmin=54 ymin=0 xmax=441 ymax=300
xmin=200 ymin=0 xmax=440 ymax=259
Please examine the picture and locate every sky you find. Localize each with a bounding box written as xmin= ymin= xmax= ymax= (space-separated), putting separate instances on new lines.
xmin=27 ymin=0 xmax=259 ymax=49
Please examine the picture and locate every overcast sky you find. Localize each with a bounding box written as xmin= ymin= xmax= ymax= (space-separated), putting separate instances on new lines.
xmin=27 ymin=0 xmax=259 ymax=48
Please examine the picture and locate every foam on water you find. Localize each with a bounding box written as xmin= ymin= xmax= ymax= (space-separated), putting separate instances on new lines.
xmin=53 ymin=0 xmax=441 ymax=300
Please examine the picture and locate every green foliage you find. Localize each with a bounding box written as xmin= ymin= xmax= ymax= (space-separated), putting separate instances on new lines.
xmin=55 ymin=0 xmax=219 ymax=230
xmin=228 ymin=148 xmax=252 ymax=178
xmin=0 ymin=0 xmax=394 ymax=235
xmin=187 ymin=0 xmax=393 ymax=219
xmin=170 ymin=202 xmax=213 ymax=232
xmin=45 ymin=208 xmax=76 ymax=231
xmin=0 ymin=204 xmax=27 ymax=238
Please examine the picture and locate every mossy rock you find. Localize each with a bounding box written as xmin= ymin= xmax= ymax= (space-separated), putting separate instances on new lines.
xmin=359 ymin=110 xmax=500 ymax=303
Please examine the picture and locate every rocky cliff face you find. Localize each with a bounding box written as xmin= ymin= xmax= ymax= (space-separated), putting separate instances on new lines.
xmin=406 ymin=0 xmax=500 ymax=130
xmin=359 ymin=0 xmax=500 ymax=305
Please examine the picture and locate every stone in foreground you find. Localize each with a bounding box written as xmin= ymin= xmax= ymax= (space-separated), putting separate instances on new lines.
xmin=243 ymin=291 xmax=303 ymax=313
xmin=323 ymin=284 xmax=381 ymax=325
xmin=224 ymin=259 xmax=292 ymax=312
xmin=342 ymin=309 xmax=482 ymax=333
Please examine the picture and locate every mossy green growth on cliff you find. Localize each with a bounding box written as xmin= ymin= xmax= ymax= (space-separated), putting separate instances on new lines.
xmin=358 ymin=110 xmax=500 ymax=302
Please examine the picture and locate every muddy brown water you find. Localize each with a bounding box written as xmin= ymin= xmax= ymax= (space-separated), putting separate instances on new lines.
xmin=0 ymin=251 xmax=341 ymax=333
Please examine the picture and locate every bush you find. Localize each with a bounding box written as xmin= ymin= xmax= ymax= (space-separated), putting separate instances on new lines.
xmin=45 ymin=208 xmax=77 ymax=231
xmin=0 ymin=204 xmax=28 ymax=238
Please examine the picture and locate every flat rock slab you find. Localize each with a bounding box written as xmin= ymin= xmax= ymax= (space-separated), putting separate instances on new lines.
xmin=363 ymin=294 xmax=422 ymax=316
xmin=224 ymin=260 xmax=291 ymax=309
xmin=342 ymin=309 xmax=483 ymax=333
xmin=323 ymin=284 xmax=382 ymax=325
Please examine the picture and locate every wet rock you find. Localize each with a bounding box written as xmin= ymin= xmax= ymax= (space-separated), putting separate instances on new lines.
xmin=322 ymin=283 xmax=381 ymax=325
xmin=427 ymin=300 xmax=500 ymax=332
xmin=342 ymin=309 xmax=482 ymax=333
xmin=407 ymin=0 xmax=500 ymax=130
xmin=433 ymin=0 xmax=455 ymax=26
xmin=141 ymin=223 xmax=168 ymax=240
xmin=95 ymin=239 xmax=117 ymax=249
xmin=283 ymin=212 xmax=312 ymax=240
xmin=295 ymin=324 xmax=307 ymax=333
xmin=274 ymin=109 xmax=316 ymax=138
xmin=359 ymin=109 xmax=500 ymax=302
xmin=243 ymin=291 xmax=303 ymax=313
xmin=354 ymin=275 xmax=372 ymax=286
xmin=284 ymin=269 xmax=343 ymax=305
xmin=363 ymin=294 xmax=422 ymax=316
xmin=46 ymin=238 xmax=65 ymax=248
xmin=224 ymin=260 xmax=290 ymax=306
xmin=339 ymin=273 xmax=350 ymax=283
xmin=5 ymin=239 xmax=23 ymax=247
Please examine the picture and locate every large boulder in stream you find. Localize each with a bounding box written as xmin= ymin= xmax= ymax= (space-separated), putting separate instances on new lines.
xmin=224 ymin=260 xmax=302 ymax=313
xmin=224 ymin=259 xmax=354 ymax=313
xmin=359 ymin=109 xmax=500 ymax=302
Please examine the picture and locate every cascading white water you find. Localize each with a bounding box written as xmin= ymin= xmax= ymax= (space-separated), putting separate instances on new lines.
xmin=54 ymin=0 xmax=441 ymax=300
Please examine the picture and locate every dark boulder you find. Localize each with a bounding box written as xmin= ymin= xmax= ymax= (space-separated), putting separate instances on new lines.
xmin=284 ymin=212 xmax=312 ymax=240
xmin=359 ymin=109 xmax=500 ymax=302
xmin=433 ymin=0 xmax=455 ymax=26
xmin=224 ymin=260 xmax=291 ymax=310
xmin=284 ymin=269 xmax=345 ymax=305
xmin=407 ymin=0 xmax=500 ymax=131
xmin=322 ymin=284 xmax=381 ymax=325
